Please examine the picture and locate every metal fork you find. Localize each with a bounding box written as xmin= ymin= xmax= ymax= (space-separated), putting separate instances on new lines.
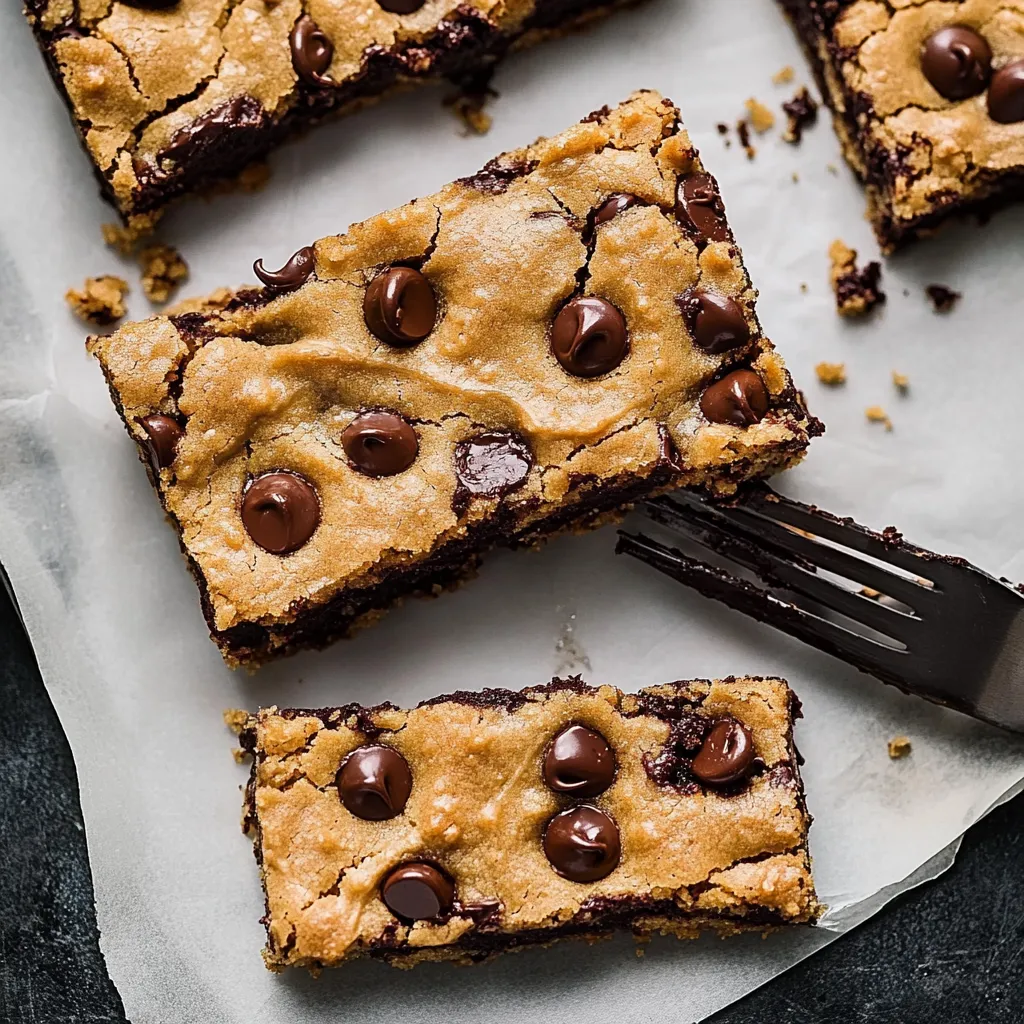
xmin=617 ymin=484 xmax=1024 ymax=734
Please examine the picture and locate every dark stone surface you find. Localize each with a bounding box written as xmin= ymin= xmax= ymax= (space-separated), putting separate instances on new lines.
xmin=0 ymin=576 xmax=1021 ymax=1024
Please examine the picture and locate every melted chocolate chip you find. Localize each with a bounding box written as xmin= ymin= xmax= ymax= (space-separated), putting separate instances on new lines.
xmin=543 ymin=806 xmax=621 ymax=882
xmin=290 ymin=14 xmax=334 ymax=87
xmin=592 ymin=193 xmax=640 ymax=227
xmin=988 ymin=59 xmax=1024 ymax=123
xmin=700 ymin=370 xmax=770 ymax=426
xmin=253 ymin=246 xmax=315 ymax=292
xmin=138 ymin=414 xmax=182 ymax=472
xmin=336 ymin=745 xmax=412 ymax=820
xmin=363 ymin=267 xmax=437 ymax=347
xmin=551 ymin=296 xmax=628 ymax=378
xmin=377 ymin=0 xmax=425 ymax=11
xmin=676 ymin=173 xmax=729 ymax=244
xmin=342 ymin=411 xmax=418 ymax=477
xmin=381 ymin=863 xmax=454 ymax=920
xmin=921 ymin=26 xmax=991 ymax=100
xmin=454 ymin=431 xmax=532 ymax=503
xmin=690 ymin=717 xmax=755 ymax=786
xmin=677 ymin=290 xmax=751 ymax=354
xmin=241 ymin=471 xmax=320 ymax=554
xmin=543 ymin=725 xmax=615 ymax=797
xmin=161 ymin=96 xmax=265 ymax=166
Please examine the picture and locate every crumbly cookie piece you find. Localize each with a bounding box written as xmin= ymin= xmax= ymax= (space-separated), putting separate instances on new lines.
xmin=865 ymin=405 xmax=893 ymax=430
xmin=815 ymin=361 xmax=846 ymax=386
xmin=65 ymin=275 xmax=128 ymax=326
xmin=829 ymin=239 xmax=885 ymax=316
xmin=888 ymin=735 xmax=912 ymax=759
xmin=778 ymin=0 xmax=1024 ymax=250
xmin=892 ymin=371 xmax=910 ymax=392
xmin=240 ymin=677 xmax=819 ymax=970
xmin=782 ymin=86 xmax=818 ymax=144
xmin=139 ymin=243 xmax=189 ymax=304
xmin=745 ymin=98 xmax=776 ymax=133
xmin=87 ymin=93 xmax=819 ymax=666
xmin=925 ymin=284 xmax=961 ymax=312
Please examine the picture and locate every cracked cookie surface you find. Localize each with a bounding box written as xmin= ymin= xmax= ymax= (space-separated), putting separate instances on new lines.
xmin=87 ymin=92 xmax=818 ymax=665
xmin=779 ymin=0 xmax=1024 ymax=250
xmin=241 ymin=676 xmax=819 ymax=969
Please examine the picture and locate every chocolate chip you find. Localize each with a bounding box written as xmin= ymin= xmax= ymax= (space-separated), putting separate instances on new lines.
xmin=921 ymin=26 xmax=991 ymax=100
xmin=988 ymin=59 xmax=1024 ymax=123
xmin=363 ymin=267 xmax=437 ymax=347
xmin=543 ymin=725 xmax=615 ymax=797
xmin=241 ymin=471 xmax=320 ymax=554
xmin=381 ymin=863 xmax=454 ymax=920
xmin=376 ymin=0 xmax=426 ymax=12
xmin=138 ymin=414 xmax=182 ymax=472
xmin=290 ymin=14 xmax=333 ymax=87
xmin=700 ymin=369 xmax=770 ymax=426
xmin=551 ymin=296 xmax=628 ymax=378
xmin=676 ymin=173 xmax=729 ymax=244
xmin=543 ymin=805 xmax=621 ymax=882
xmin=253 ymin=246 xmax=315 ymax=292
xmin=341 ymin=411 xmax=418 ymax=477
xmin=690 ymin=717 xmax=755 ymax=786
xmin=454 ymin=431 xmax=532 ymax=502
xmin=336 ymin=745 xmax=412 ymax=820
xmin=592 ymin=193 xmax=640 ymax=227
xmin=677 ymin=291 xmax=751 ymax=354
xmin=161 ymin=96 xmax=265 ymax=166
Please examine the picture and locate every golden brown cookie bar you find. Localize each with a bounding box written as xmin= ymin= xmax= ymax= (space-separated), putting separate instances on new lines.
xmin=87 ymin=92 xmax=820 ymax=666
xmin=23 ymin=0 xmax=637 ymax=229
xmin=239 ymin=676 xmax=819 ymax=969
xmin=779 ymin=0 xmax=1024 ymax=251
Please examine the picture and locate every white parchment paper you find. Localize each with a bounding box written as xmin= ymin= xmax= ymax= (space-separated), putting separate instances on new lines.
xmin=3 ymin=0 xmax=1024 ymax=1020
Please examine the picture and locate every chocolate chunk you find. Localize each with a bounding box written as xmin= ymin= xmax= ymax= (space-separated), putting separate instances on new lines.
xmin=161 ymin=96 xmax=265 ymax=166
xmin=700 ymin=370 xmax=770 ymax=426
xmin=988 ymin=59 xmax=1024 ymax=123
xmin=592 ymin=193 xmax=640 ymax=227
xmin=454 ymin=431 xmax=532 ymax=503
xmin=676 ymin=173 xmax=729 ymax=244
xmin=342 ymin=411 xmax=418 ymax=477
xmin=925 ymin=283 xmax=961 ymax=312
xmin=677 ymin=291 xmax=751 ymax=354
xmin=253 ymin=246 xmax=315 ymax=293
xmin=363 ymin=267 xmax=437 ymax=347
xmin=921 ymin=26 xmax=991 ymax=101
xmin=376 ymin=0 xmax=426 ymax=11
xmin=336 ymin=745 xmax=412 ymax=820
xmin=138 ymin=414 xmax=182 ymax=472
xmin=782 ymin=86 xmax=818 ymax=144
xmin=381 ymin=863 xmax=454 ymax=920
xmin=690 ymin=717 xmax=755 ymax=786
xmin=241 ymin=471 xmax=320 ymax=554
xmin=543 ymin=725 xmax=615 ymax=797
xmin=543 ymin=805 xmax=621 ymax=882
xmin=551 ymin=296 xmax=628 ymax=378
xmin=290 ymin=14 xmax=334 ymax=87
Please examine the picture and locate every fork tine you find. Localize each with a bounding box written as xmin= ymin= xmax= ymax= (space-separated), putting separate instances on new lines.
xmin=616 ymin=532 xmax=910 ymax=679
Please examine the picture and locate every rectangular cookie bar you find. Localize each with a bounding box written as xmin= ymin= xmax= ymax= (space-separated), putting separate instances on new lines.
xmin=24 ymin=0 xmax=636 ymax=229
xmin=88 ymin=92 xmax=820 ymax=666
xmin=778 ymin=0 xmax=1024 ymax=250
xmin=239 ymin=676 xmax=818 ymax=969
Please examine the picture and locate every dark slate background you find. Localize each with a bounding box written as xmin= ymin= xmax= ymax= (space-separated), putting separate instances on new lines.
xmin=2 ymin=579 xmax=1022 ymax=1024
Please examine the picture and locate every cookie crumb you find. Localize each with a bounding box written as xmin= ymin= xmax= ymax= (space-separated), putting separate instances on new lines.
xmin=444 ymin=73 xmax=497 ymax=136
xmin=860 ymin=586 xmax=882 ymax=599
xmin=892 ymin=371 xmax=909 ymax=393
xmin=792 ymin=171 xmax=800 ymax=183
xmin=223 ymin=708 xmax=249 ymax=734
xmin=829 ymin=239 xmax=885 ymax=316
xmin=736 ymin=119 xmax=756 ymax=159
xmin=65 ymin=275 xmax=128 ymax=326
xmin=826 ymin=163 xmax=838 ymax=175
xmin=101 ymin=222 xmax=143 ymax=256
xmin=815 ymin=361 xmax=846 ymax=386
xmin=925 ymin=284 xmax=961 ymax=313
xmin=865 ymin=405 xmax=893 ymax=431
xmin=773 ymin=65 xmax=795 ymax=85
xmin=231 ymin=747 xmax=247 ymax=764
xmin=716 ymin=122 xmax=729 ymax=135
xmin=139 ymin=243 xmax=189 ymax=304
xmin=888 ymin=736 xmax=912 ymax=760
xmin=782 ymin=87 xmax=818 ymax=144
xmin=799 ymin=281 xmax=808 ymax=292
xmin=745 ymin=97 xmax=775 ymax=133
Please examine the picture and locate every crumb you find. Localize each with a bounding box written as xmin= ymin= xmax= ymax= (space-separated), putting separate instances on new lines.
xmin=65 ymin=275 xmax=128 ymax=325
xmin=865 ymin=405 xmax=893 ymax=431
xmin=444 ymin=73 xmax=497 ymax=136
xmin=792 ymin=171 xmax=800 ymax=183
xmin=826 ymin=163 xmax=838 ymax=175
xmin=782 ymin=87 xmax=818 ymax=144
xmin=815 ymin=362 xmax=846 ymax=386
xmin=101 ymin=222 xmax=143 ymax=256
xmin=892 ymin=371 xmax=910 ymax=393
xmin=165 ymin=285 xmax=234 ymax=317
xmin=799 ymin=281 xmax=808 ymax=292
xmin=736 ymin=119 xmax=756 ymax=159
xmin=223 ymin=708 xmax=249 ymax=734
xmin=925 ymin=284 xmax=961 ymax=313
xmin=829 ymin=239 xmax=885 ymax=316
xmin=773 ymin=65 xmax=795 ymax=85
xmin=888 ymin=736 xmax=912 ymax=760
xmin=745 ymin=97 xmax=775 ymax=133
xmin=231 ymin=747 xmax=247 ymax=763
xmin=139 ymin=243 xmax=189 ymax=304
xmin=859 ymin=586 xmax=881 ymax=599
xmin=716 ymin=122 xmax=729 ymax=135
xmin=902 ymin=288 xmax=910 ymax=297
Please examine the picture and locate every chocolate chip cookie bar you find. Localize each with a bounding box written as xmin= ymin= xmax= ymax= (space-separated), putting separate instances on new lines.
xmin=87 ymin=92 xmax=819 ymax=665
xmin=779 ymin=0 xmax=1024 ymax=250
xmin=24 ymin=0 xmax=637 ymax=230
xmin=239 ymin=676 xmax=818 ymax=969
